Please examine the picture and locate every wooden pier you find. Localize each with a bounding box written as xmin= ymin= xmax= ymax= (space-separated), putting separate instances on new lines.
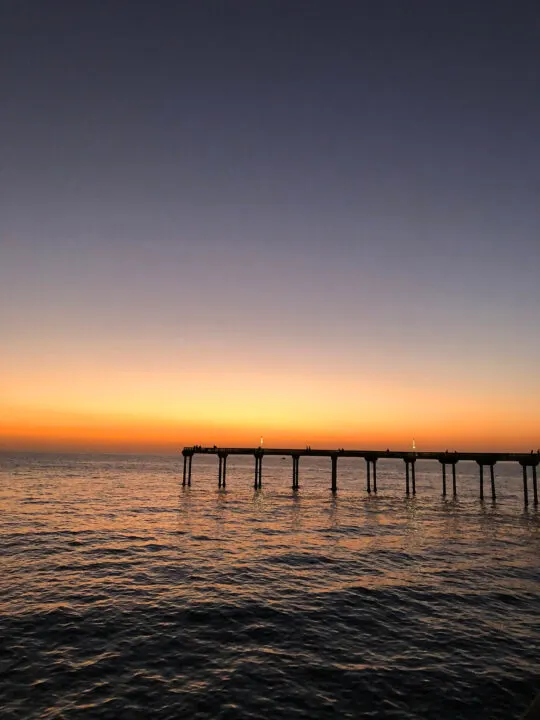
xmin=181 ymin=447 xmax=539 ymax=505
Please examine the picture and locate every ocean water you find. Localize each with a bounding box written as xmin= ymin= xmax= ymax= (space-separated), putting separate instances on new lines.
xmin=1 ymin=451 xmax=539 ymax=719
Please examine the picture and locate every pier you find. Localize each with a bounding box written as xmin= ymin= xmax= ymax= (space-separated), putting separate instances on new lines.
xmin=182 ymin=447 xmax=539 ymax=505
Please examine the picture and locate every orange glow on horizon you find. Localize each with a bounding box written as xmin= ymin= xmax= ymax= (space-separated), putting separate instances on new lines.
xmin=1 ymin=403 xmax=538 ymax=454
xmin=2 ymin=354 xmax=538 ymax=454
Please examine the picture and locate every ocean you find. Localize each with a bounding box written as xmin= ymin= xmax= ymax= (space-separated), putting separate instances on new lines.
xmin=1 ymin=451 xmax=539 ymax=719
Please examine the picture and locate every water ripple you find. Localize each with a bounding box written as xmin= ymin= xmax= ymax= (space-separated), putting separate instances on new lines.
xmin=1 ymin=452 xmax=539 ymax=719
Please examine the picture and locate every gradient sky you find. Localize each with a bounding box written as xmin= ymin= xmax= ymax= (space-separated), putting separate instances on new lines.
xmin=1 ymin=1 xmax=539 ymax=452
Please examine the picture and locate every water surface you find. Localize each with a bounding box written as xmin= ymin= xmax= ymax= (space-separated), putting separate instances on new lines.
xmin=1 ymin=452 xmax=539 ymax=719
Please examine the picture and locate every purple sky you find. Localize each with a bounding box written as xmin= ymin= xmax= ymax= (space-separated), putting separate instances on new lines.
xmin=1 ymin=1 xmax=539 ymax=449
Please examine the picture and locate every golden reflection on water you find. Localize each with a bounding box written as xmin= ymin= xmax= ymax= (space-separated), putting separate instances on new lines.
xmin=1 ymin=454 xmax=539 ymax=600
xmin=1 ymin=453 xmax=539 ymax=720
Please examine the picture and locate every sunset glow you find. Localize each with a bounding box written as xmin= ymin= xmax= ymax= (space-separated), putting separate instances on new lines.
xmin=2 ymin=3 xmax=539 ymax=455
xmin=2 ymin=355 xmax=538 ymax=452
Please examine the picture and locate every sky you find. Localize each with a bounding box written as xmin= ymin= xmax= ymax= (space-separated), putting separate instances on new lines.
xmin=1 ymin=1 xmax=539 ymax=452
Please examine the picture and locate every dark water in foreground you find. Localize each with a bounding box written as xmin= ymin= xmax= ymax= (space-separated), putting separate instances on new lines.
xmin=1 ymin=452 xmax=539 ymax=719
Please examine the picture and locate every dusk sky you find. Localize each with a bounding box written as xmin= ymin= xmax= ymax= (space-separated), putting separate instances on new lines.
xmin=2 ymin=1 xmax=539 ymax=451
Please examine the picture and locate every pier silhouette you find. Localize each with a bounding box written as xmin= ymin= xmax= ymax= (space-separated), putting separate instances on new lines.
xmin=181 ymin=447 xmax=539 ymax=505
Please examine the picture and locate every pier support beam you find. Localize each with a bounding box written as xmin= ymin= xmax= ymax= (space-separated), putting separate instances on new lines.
xmin=254 ymin=453 xmax=263 ymax=489
xmin=182 ymin=453 xmax=193 ymax=487
xmin=490 ymin=464 xmax=496 ymax=501
xmin=331 ymin=454 xmax=338 ymax=493
xmin=533 ymin=465 xmax=538 ymax=506
xmin=405 ymin=461 xmax=410 ymax=495
xmin=366 ymin=458 xmax=377 ymax=493
xmin=292 ymin=454 xmax=299 ymax=490
xmin=405 ymin=459 xmax=417 ymax=496
xmin=522 ymin=464 xmax=529 ymax=506
xmin=442 ymin=462 xmax=447 ymax=497
xmin=479 ymin=463 xmax=484 ymax=500
xmin=218 ymin=453 xmax=228 ymax=488
xmin=452 ymin=462 xmax=457 ymax=497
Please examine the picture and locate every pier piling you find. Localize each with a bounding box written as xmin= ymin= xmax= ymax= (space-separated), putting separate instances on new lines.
xmin=366 ymin=459 xmax=371 ymax=494
xmin=442 ymin=462 xmax=447 ymax=497
xmin=533 ymin=465 xmax=538 ymax=506
xmin=405 ymin=461 xmax=410 ymax=495
xmin=292 ymin=454 xmax=299 ymax=489
xmin=217 ymin=452 xmax=227 ymax=488
xmin=254 ymin=452 xmax=263 ymax=489
xmin=522 ymin=464 xmax=529 ymax=506
xmin=490 ymin=464 xmax=496 ymax=501
xmin=373 ymin=460 xmax=378 ymax=493
xmin=331 ymin=454 xmax=338 ymax=493
xmin=479 ymin=463 xmax=484 ymax=500
xmin=411 ymin=461 xmax=416 ymax=495
xmin=452 ymin=462 xmax=457 ymax=496
xmin=182 ymin=452 xmax=193 ymax=487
